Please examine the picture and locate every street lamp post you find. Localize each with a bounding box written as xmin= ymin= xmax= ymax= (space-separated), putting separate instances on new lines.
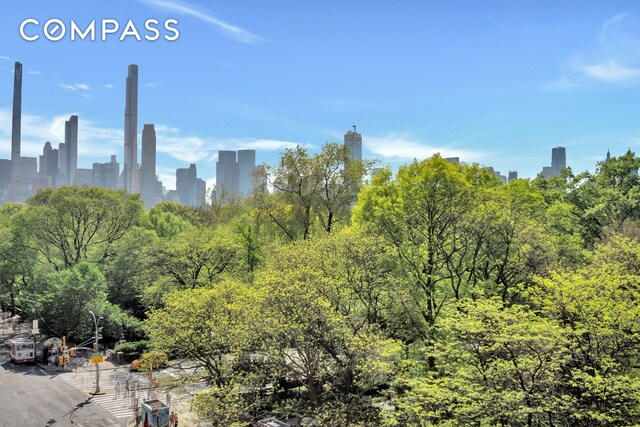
xmin=88 ymin=310 xmax=104 ymax=395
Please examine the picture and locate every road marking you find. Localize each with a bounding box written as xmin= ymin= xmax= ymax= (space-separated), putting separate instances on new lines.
xmin=59 ymin=369 xmax=141 ymax=419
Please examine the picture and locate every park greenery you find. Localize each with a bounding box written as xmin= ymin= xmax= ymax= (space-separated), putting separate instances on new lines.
xmin=2 ymin=142 xmax=640 ymax=426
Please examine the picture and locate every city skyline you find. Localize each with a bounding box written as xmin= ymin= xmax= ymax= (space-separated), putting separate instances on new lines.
xmin=1 ymin=1 xmax=639 ymax=189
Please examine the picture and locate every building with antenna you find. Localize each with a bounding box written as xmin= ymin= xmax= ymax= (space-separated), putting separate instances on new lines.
xmin=344 ymin=125 xmax=362 ymax=161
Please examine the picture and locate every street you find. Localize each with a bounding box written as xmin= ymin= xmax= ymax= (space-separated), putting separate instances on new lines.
xmin=0 ymin=357 xmax=123 ymax=426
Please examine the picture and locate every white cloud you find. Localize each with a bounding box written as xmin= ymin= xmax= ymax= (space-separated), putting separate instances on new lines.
xmin=366 ymin=132 xmax=489 ymax=162
xmin=156 ymin=133 xmax=215 ymax=163
xmin=28 ymin=70 xmax=43 ymax=76
xmin=145 ymin=82 xmax=158 ymax=88
xmin=0 ymin=56 xmax=12 ymax=61
xmin=599 ymin=12 xmax=628 ymax=44
xmin=157 ymin=167 xmax=177 ymax=190
xmin=154 ymin=125 xmax=307 ymax=163
xmin=581 ymin=60 xmax=640 ymax=82
xmin=237 ymin=139 xmax=308 ymax=151
xmin=140 ymin=0 xmax=266 ymax=44
xmin=545 ymin=12 xmax=640 ymax=89
xmin=0 ymin=108 xmax=122 ymax=159
xmin=58 ymin=82 xmax=91 ymax=92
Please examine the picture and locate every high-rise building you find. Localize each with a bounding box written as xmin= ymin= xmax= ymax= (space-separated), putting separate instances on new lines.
xmin=485 ymin=166 xmax=507 ymax=184
xmin=141 ymin=124 xmax=157 ymax=209
xmin=508 ymin=171 xmax=518 ymax=183
xmin=344 ymin=125 xmax=362 ymax=162
xmin=123 ymin=64 xmax=139 ymax=193
xmin=65 ymin=115 xmax=78 ymax=185
xmin=539 ymin=146 xmax=567 ymax=178
xmin=58 ymin=142 xmax=67 ymax=186
xmin=216 ymin=150 xmax=239 ymax=196
xmin=92 ymin=155 xmax=120 ymax=189
xmin=176 ymin=164 xmax=198 ymax=207
xmin=73 ymin=168 xmax=93 ymax=186
xmin=12 ymin=157 xmax=38 ymax=200
xmin=551 ymin=146 xmax=566 ymax=174
xmin=196 ymin=178 xmax=207 ymax=206
xmin=0 ymin=160 xmax=11 ymax=190
xmin=39 ymin=141 xmax=59 ymax=187
xmin=237 ymin=149 xmax=256 ymax=196
xmin=11 ymin=62 xmax=22 ymax=176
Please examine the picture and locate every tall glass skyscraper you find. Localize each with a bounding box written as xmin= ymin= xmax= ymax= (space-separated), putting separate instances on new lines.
xmin=141 ymin=124 xmax=157 ymax=209
xmin=123 ymin=64 xmax=139 ymax=193
xmin=344 ymin=125 xmax=362 ymax=162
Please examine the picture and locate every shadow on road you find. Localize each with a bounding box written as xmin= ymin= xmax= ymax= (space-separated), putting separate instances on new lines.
xmin=61 ymin=396 xmax=94 ymax=424
xmin=1 ymin=359 xmax=49 ymax=376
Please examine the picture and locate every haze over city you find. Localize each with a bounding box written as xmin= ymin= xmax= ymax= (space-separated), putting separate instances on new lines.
xmin=1 ymin=0 xmax=640 ymax=190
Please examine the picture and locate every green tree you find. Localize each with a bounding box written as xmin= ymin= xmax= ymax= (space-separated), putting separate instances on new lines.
xmin=38 ymin=262 xmax=108 ymax=339
xmin=145 ymin=280 xmax=258 ymax=386
xmin=0 ymin=204 xmax=38 ymax=315
xmin=257 ymin=231 xmax=404 ymax=422
xmin=531 ymin=235 xmax=640 ymax=425
xmin=150 ymin=227 xmax=241 ymax=290
xmin=353 ymin=156 xmax=476 ymax=336
xmin=147 ymin=206 xmax=194 ymax=238
xmin=255 ymin=145 xmax=319 ymax=240
xmin=386 ymin=298 xmax=571 ymax=427
xmin=18 ymin=187 xmax=143 ymax=269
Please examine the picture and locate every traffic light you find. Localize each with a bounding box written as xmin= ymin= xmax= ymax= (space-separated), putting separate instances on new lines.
xmin=60 ymin=355 xmax=68 ymax=365
xmin=62 ymin=336 xmax=66 ymax=347
xmin=70 ymin=349 xmax=76 ymax=356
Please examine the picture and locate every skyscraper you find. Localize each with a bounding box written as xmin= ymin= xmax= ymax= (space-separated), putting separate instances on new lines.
xmin=58 ymin=142 xmax=67 ymax=186
xmin=539 ymin=146 xmax=567 ymax=178
xmin=216 ymin=151 xmax=239 ymax=196
xmin=237 ymin=149 xmax=256 ymax=196
xmin=39 ymin=141 xmax=59 ymax=187
xmin=0 ymin=160 xmax=10 ymax=190
xmin=196 ymin=178 xmax=207 ymax=206
xmin=92 ymin=155 xmax=120 ymax=189
xmin=11 ymin=62 xmax=22 ymax=177
xmin=344 ymin=125 xmax=362 ymax=162
xmin=141 ymin=124 xmax=157 ymax=209
xmin=123 ymin=64 xmax=139 ymax=193
xmin=508 ymin=171 xmax=518 ymax=183
xmin=11 ymin=63 xmax=22 ymax=164
xmin=176 ymin=164 xmax=198 ymax=207
xmin=65 ymin=115 xmax=78 ymax=185
xmin=551 ymin=146 xmax=566 ymax=174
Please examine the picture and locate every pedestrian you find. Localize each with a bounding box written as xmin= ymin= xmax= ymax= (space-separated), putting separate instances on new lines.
xmin=169 ymin=412 xmax=176 ymax=427
xmin=174 ymin=412 xmax=178 ymax=427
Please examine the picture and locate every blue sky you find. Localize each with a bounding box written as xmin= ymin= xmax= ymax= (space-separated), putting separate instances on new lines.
xmin=1 ymin=1 xmax=640 ymax=189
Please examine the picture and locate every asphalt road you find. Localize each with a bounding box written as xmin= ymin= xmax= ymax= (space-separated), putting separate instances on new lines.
xmin=0 ymin=351 xmax=122 ymax=427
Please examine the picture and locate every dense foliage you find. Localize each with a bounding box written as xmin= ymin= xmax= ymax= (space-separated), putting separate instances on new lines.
xmin=2 ymin=145 xmax=640 ymax=426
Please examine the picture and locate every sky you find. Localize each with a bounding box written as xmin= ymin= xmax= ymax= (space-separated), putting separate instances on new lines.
xmin=1 ymin=1 xmax=640 ymax=189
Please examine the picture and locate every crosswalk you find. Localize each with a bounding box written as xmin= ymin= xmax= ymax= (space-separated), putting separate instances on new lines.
xmin=59 ymin=368 xmax=146 ymax=420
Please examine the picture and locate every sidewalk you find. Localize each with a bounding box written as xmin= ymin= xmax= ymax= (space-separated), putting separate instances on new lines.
xmin=35 ymin=357 xmax=121 ymax=374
